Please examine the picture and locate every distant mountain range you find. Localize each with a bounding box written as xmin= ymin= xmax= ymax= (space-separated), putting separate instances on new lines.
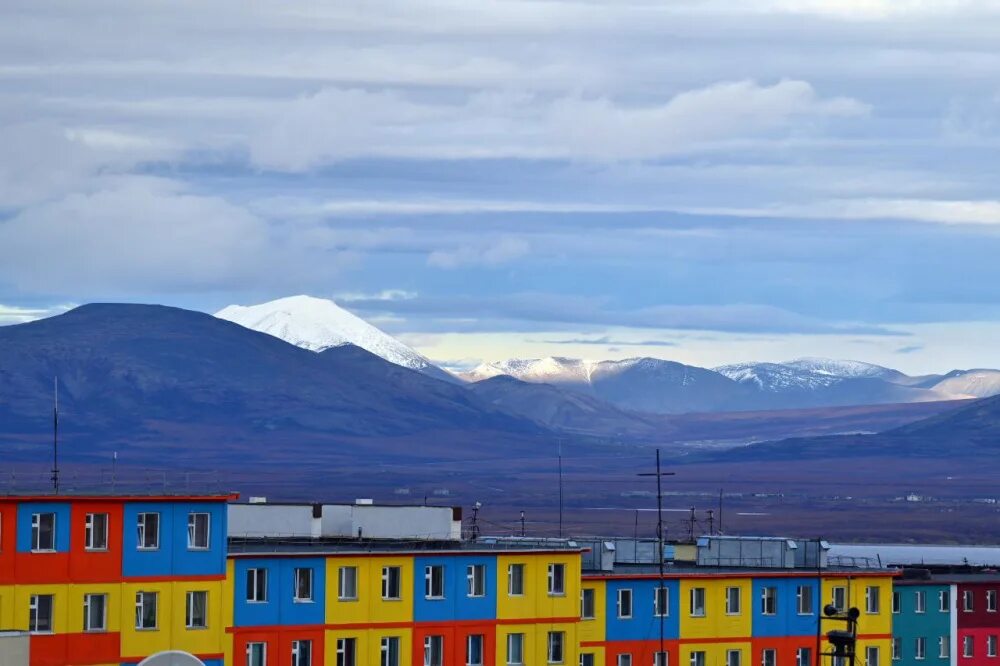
xmin=465 ymin=356 xmax=1000 ymax=414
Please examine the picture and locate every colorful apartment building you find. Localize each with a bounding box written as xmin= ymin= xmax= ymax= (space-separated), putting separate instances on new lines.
xmin=892 ymin=574 xmax=1000 ymax=666
xmin=0 ymin=493 xmax=233 ymax=666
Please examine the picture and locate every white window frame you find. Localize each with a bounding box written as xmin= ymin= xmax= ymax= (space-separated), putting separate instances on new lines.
xmin=760 ymin=587 xmax=776 ymax=616
xmin=382 ymin=566 xmax=401 ymax=600
xmin=916 ymin=637 xmax=927 ymax=660
xmin=940 ymin=589 xmax=950 ymax=612
xmin=989 ymin=636 xmax=998 ymax=658
xmin=548 ymin=563 xmax=566 ymax=596
xmin=380 ymin=636 xmax=400 ymax=666
xmin=425 ymin=565 xmax=445 ymax=600
xmin=892 ymin=592 xmax=901 ymax=614
xmin=892 ymin=638 xmax=901 ymax=661
xmin=135 ymin=591 xmax=158 ymax=630
xmin=507 ymin=633 xmax=525 ymax=666
xmin=339 ymin=566 xmax=358 ymax=601
xmin=690 ymin=651 xmax=706 ymax=666
xmin=508 ymin=563 xmax=525 ymax=596
xmin=293 ymin=639 xmax=313 ymax=666
xmin=467 ymin=634 xmax=484 ymax=666
xmin=866 ymin=586 xmax=881 ymax=614
xmin=294 ymin=567 xmax=314 ymax=603
xmin=654 ymin=651 xmax=668 ymax=666
xmin=654 ymin=585 xmax=669 ymax=617
xmin=337 ymin=637 xmax=357 ymax=666
xmin=797 ymin=648 xmax=812 ymax=666
xmin=726 ymin=649 xmax=741 ymax=666
xmin=136 ymin=512 xmax=159 ymax=550
xmin=424 ymin=635 xmax=444 ymax=666
xmin=938 ymin=637 xmax=949 ymax=659
xmin=963 ymin=635 xmax=974 ymax=658
xmin=247 ymin=567 xmax=268 ymax=603
xmin=964 ymin=589 xmax=974 ymax=612
xmin=467 ymin=564 xmax=486 ymax=598
xmin=548 ymin=631 xmax=565 ymax=664
xmin=247 ymin=642 xmax=267 ymax=666
xmin=617 ymin=588 xmax=633 ymax=619
xmin=84 ymin=513 xmax=108 ymax=551
xmin=618 ymin=655 xmax=632 ymax=666
xmin=187 ymin=512 xmax=210 ymax=550
xmin=726 ymin=586 xmax=742 ymax=615
xmin=29 ymin=593 xmax=54 ymax=633
xmin=690 ymin=587 xmax=706 ymax=617
xmin=866 ymin=646 xmax=879 ymax=666
xmin=761 ymin=649 xmax=776 ymax=666
xmin=832 ymin=586 xmax=847 ymax=612
xmin=31 ymin=513 xmax=56 ymax=552
xmin=989 ymin=590 xmax=998 ymax=613
xmin=581 ymin=588 xmax=596 ymax=619
xmin=796 ymin=585 xmax=813 ymax=615
xmin=915 ymin=590 xmax=926 ymax=613
xmin=185 ymin=590 xmax=208 ymax=629
xmin=581 ymin=655 xmax=596 ymax=666
xmin=83 ymin=592 xmax=107 ymax=632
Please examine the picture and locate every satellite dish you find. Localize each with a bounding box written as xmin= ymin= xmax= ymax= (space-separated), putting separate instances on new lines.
xmin=138 ymin=652 xmax=206 ymax=666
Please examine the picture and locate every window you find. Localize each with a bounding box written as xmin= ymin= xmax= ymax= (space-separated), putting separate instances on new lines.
xmin=989 ymin=590 xmax=998 ymax=612
xmin=618 ymin=655 xmax=632 ymax=666
xmin=760 ymin=587 xmax=776 ymax=616
xmin=339 ymin=566 xmax=358 ymax=600
xmin=866 ymin=586 xmax=881 ymax=614
xmin=940 ymin=590 xmax=950 ymax=612
xmin=797 ymin=585 xmax=813 ymax=615
xmin=382 ymin=566 xmax=401 ymax=600
xmin=28 ymin=594 xmax=53 ymax=632
xmin=915 ymin=590 xmax=926 ymax=613
xmin=581 ymin=588 xmax=596 ymax=619
xmin=507 ymin=633 xmax=525 ymax=666
xmin=797 ymin=648 xmax=812 ymax=666
xmin=989 ymin=636 xmax=998 ymax=658
xmin=727 ymin=650 xmax=741 ymax=666
xmin=690 ymin=587 xmax=706 ymax=617
xmin=83 ymin=593 xmax=107 ymax=631
xmin=690 ymin=651 xmax=706 ymax=666
xmin=617 ymin=588 xmax=633 ymax=619
xmin=84 ymin=513 xmax=108 ymax=551
xmin=186 ymin=591 xmax=207 ymax=629
xmin=548 ymin=563 xmax=566 ymax=596
xmin=581 ymin=655 xmax=596 ymax=666
xmin=867 ymin=647 xmax=880 ymax=666
xmin=963 ymin=636 xmax=974 ymax=658
xmin=137 ymin=512 xmax=159 ymax=550
xmin=425 ymin=565 xmax=445 ymax=599
xmin=247 ymin=568 xmax=268 ymax=602
xmin=247 ymin=642 xmax=267 ymax=666
xmin=508 ymin=564 xmax=525 ymax=596
xmin=187 ymin=512 xmax=210 ymax=550
xmin=548 ymin=631 xmax=565 ymax=664
xmin=294 ymin=568 xmax=313 ymax=602
xmin=892 ymin=592 xmax=901 ymax=614
xmin=832 ymin=586 xmax=847 ymax=612
xmin=892 ymin=638 xmax=901 ymax=661
xmin=467 ymin=564 xmax=486 ymax=597
xmin=727 ymin=586 xmax=742 ymax=615
xmin=381 ymin=637 xmax=400 ymax=666
xmin=467 ymin=635 xmax=484 ymax=666
xmin=939 ymin=637 xmax=949 ymax=659
xmin=964 ymin=590 xmax=974 ymax=612
xmin=135 ymin=591 xmax=158 ymax=630
xmin=916 ymin=637 xmax=927 ymax=660
xmin=337 ymin=638 xmax=357 ymax=666
xmin=655 ymin=585 xmax=669 ymax=617
xmin=654 ymin=652 xmax=668 ymax=666
xmin=31 ymin=513 xmax=56 ymax=551
xmin=761 ymin=649 xmax=776 ymax=666
xmin=424 ymin=635 xmax=444 ymax=666
xmin=293 ymin=640 xmax=313 ymax=666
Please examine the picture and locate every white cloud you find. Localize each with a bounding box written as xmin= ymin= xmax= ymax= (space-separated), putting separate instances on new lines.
xmin=427 ymin=237 xmax=530 ymax=269
xmin=0 ymin=303 xmax=73 ymax=326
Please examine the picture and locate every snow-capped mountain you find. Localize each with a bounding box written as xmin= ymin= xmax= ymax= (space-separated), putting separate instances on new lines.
xmin=465 ymin=355 xmax=1000 ymax=414
xmin=216 ymin=295 xmax=451 ymax=380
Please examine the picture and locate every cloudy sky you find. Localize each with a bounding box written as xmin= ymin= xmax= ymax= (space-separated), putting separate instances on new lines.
xmin=3 ymin=0 xmax=1000 ymax=373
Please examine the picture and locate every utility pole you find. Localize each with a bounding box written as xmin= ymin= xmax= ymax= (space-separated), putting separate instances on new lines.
xmin=557 ymin=439 xmax=564 ymax=538
xmin=707 ymin=509 xmax=714 ymax=536
xmin=639 ymin=449 xmax=675 ymax=666
xmin=688 ymin=507 xmax=696 ymax=541
xmin=51 ymin=377 xmax=60 ymax=494
xmin=520 ymin=511 xmax=526 ymax=537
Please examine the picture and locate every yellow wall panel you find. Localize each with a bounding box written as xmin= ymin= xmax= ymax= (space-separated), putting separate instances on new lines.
xmin=13 ymin=584 xmax=70 ymax=633
xmin=821 ymin=576 xmax=893 ymax=636
xmin=579 ymin=580 xmax=606 ymax=644
xmin=325 ymin=556 xmax=414 ymax=625
xmin=119 ymin=581 xmax=225 ymax=659
xmin=680 ymin=640 xmax=753 ymax=666
xmin=497 ymin=621 xmax=578 ymax=666
xmin=0 ymin=585 xmax=14 ymax=630
xmin=496 ymin=553 xmax=580 ymax=620
xmin=679 ymin=579 xmax=752 ymax=639
xmin=66 ymin=583 xmax=122 ymax=633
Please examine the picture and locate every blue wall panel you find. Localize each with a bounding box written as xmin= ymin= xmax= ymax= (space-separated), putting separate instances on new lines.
xmin=16 ymin=502 xmax=71 ymax=552
xmin=604 ymin=579 xmax=680 ymax=641
xmin=233 ymin=557 xmax=326 ymax=627
xmin=751 ymin=578 xmax=820 ymax=637
xmin=412 ymin=555 xmax=497 ymax=622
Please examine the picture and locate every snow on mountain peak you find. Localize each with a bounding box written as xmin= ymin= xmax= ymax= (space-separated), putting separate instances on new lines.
xmin=215 ymin=294 xmax=438 ymax=373
xmin=783 ymin=357 xmax=898 ymax=379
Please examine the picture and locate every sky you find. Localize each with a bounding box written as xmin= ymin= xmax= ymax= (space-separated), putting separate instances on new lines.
xmin=3 ymin=1 xmax=1000 ymax=374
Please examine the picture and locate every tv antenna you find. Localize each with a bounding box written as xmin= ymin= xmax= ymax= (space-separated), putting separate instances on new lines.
xmin=639 ymin=449 xmax=676 ymax=666
xmin=51 ymin=376 xmax=60 ymax=494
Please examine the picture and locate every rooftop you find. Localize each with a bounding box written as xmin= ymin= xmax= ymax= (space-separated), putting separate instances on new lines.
xmin=226 ymin=535 xmax=584 ymax=557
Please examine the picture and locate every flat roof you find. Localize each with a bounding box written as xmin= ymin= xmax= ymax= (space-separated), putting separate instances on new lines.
xmin=584 ymin=564 xmax=895 ymax=579
xmin=0 ymin=492 xmax=239 ymax=502
xmin=227 ymin=536 xmax=585 ymax=558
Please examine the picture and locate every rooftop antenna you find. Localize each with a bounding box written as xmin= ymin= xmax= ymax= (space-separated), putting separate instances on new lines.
xmin=718 ymin=488 xmax=724 ymax=534
xmin=520 ymin=510 xmax=526 ymax=537
xmin=51 ymin=377 xmax=60 ymax=494
xmin=639 ymin=449 xmax=675 ymax=666
xmin=707 ymin=509 xmax=714 ymax=536
xmin=557 ymin=439 xmax=564 ymax=538
xmin=471 ymin=501 xmax=481 ymax=540
xmin=688 ymin=506 xmax=696 ymax=541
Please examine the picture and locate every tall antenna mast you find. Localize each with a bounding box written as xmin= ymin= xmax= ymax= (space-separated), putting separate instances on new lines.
xmin=557 ymin=439 xmax=564 ymax=538
xmin=639 ymin=449 xmax=675 ymax=666
xmin=51 ymin=376 xmax=60 ymax=494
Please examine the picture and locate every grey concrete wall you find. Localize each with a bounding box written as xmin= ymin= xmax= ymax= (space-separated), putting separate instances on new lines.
xmin=351 ymin=505 xmax=460 ymax=540
xmin=229 ymin=503 xmax=461 ymax=540
xmin=228 ymin=504 xmax=318 ymax=537
xmin=0 ymin=632 xmax=30 ymax=666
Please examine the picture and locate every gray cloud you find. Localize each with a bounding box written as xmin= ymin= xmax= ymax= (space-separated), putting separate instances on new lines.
xmin=538 ymin=336 xmax=678 ymax=347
